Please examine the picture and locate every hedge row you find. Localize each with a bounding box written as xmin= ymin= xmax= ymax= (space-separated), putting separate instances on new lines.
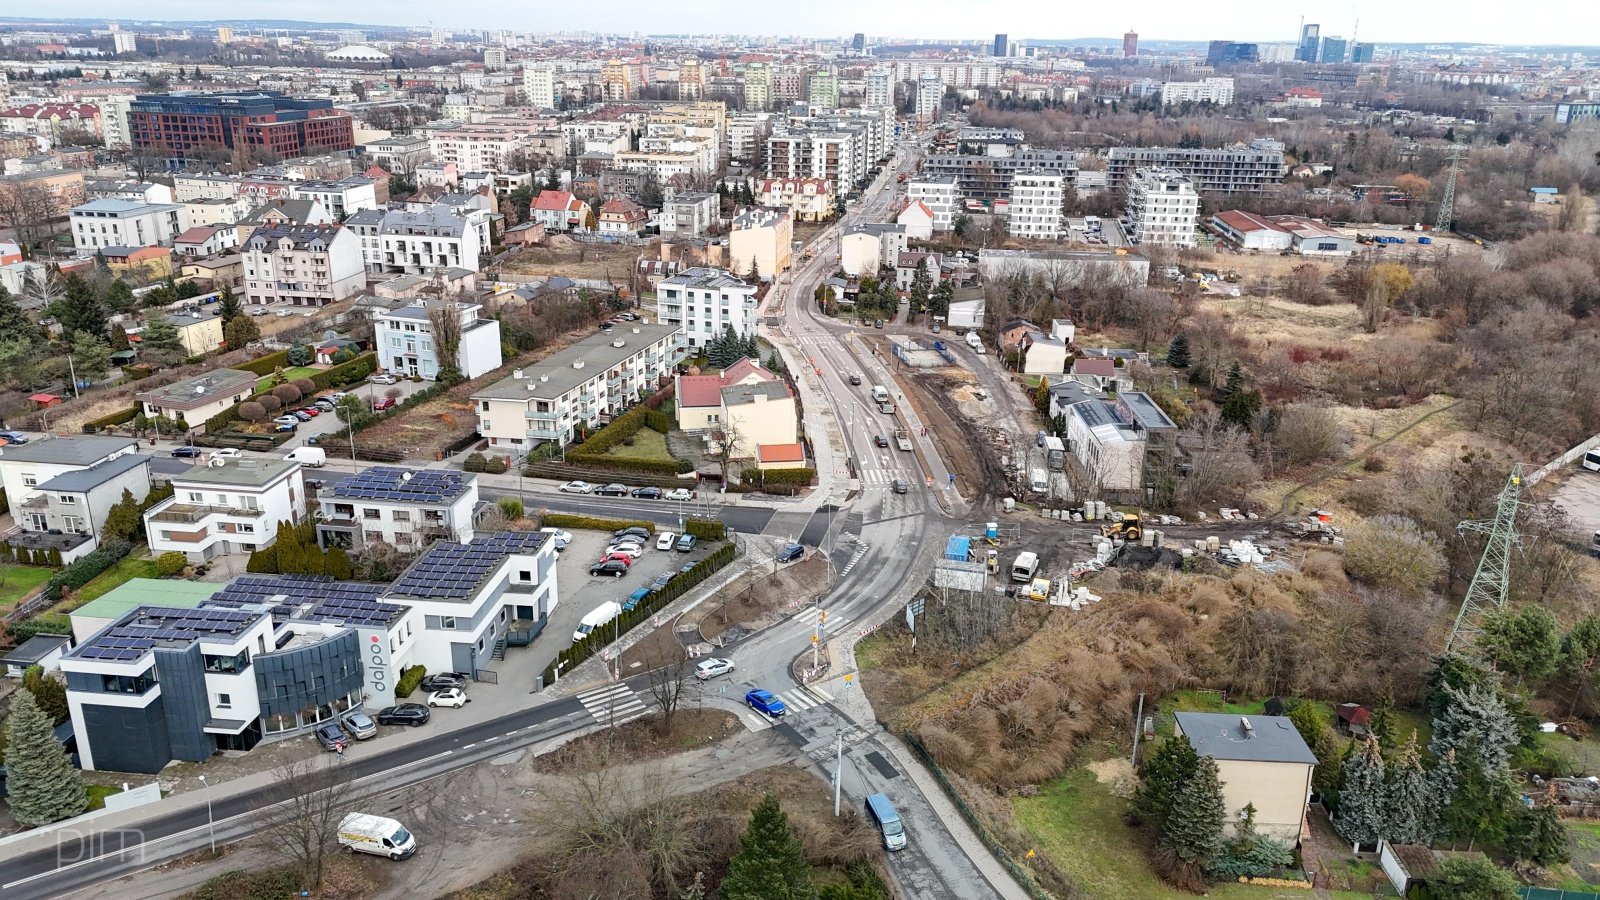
xmin=81 ymin=406 xmax=140 ymax=434
xmin=567 ymin=407 xmax=651 ymax=460
xmin=542 ymin=541 xmax=736 ymax=686
xmin=539 ymin=513 xmax=656 ymax=534
xmin=8 ymin=613 xmax=70 ymax=643
xmin=235 ymin=349 xmax=291 ymax=376
xmin=40 ymin=539 xmax=133 ymax=606
xmin=463 ymin=453 xmax=510 ymax=475
xmin=683 ymin=517 xmax=726 ymax=541
xmin=309 ymin=353 xmax=376 ymax=392
xmin=521 ymin=460 xmax=692 ymax=486
xmin=395 ymin=664 xmax=427 ymax=698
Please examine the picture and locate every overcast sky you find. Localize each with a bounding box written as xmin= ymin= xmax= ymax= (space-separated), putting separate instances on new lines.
xmin=55 ymin=1 xmax=1598 ymax=47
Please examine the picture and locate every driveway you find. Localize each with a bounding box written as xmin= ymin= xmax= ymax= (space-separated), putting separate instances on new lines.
xmin=1551 ymin=469 xmax=1600 ymax=549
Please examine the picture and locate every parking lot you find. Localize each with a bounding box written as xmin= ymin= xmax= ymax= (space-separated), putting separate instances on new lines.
xmin=544 ymin=526 xmax=718 ymax=658
xmin=1552 ymin=468 xmax=1600 ymax=550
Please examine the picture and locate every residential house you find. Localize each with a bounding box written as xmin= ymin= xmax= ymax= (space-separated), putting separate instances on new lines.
xmin=660 ymin=191 xmax=719 ymax=238
xmin=998 ymin=318 xmax=1041 ymax=352
xmin=0 ymin=168 xmax=86 ymax=219
xmin=597 ymin=197 xmax=648 ymax=236
xmin=150 ymin=308 xmax=227 ymax=357
xmin=1020 ymin=331 xmax=1069 ymax=376
xmin=675 ymin=357 xmax=780 ymax=430
xmin=896 ymin=199 xmax=935 ymax=240
xmin=530 ymin=190 xmax=591 ymax=232
xmin=103 ymin=245 xmax=174 ymax=280
xmin=839 ymin=223 xmax=908 ymax=276
xmin=241 ymin=225 xmax=365 ymax=307
xmin=289 ymin=177 xmax=379 ymax=219
xmin=1173 ymin=712 xmax=1316 ymax=843
xmin=1069 ymin=357 xmax=1119 ymax=391
xmin=235 ymin=198 xmax=334 ymax=245
xmin=473 ymin=324 xmax=683 ymax=450
xmin=894 ymin=251 xmax=942 ymax=291
xmin=373 ymin=300 xmax=503 ymax=381
xmin=6 ymin=450 xmax=151 ymax=563
xmin=145 ymin=458 xmax=306 ymax=563
xmin=657 ymin=267 xmax=759 ymax=348
xmin=181 ymin=196 xmax=252 ymax=228
xmin=372 ymin=204 xmax=486 ymax=276
xmin=173 ymin=225 xmax=238 ymax=257
xmin=70 ymin=199 xmax=188 ymax=253
xmin=316 ymin=467 xmax=479 ymax=553
xmin=180 ymin=254 xmax=244 ymax=289
xmin=135 ymin=368 xmax=258 ymax=429
xmin=722 ymin=380 xmax=799 ymax=459
xmin=755 ymin=178 xmax=835 ymax=222
xmin=728 ymin=206 xmax=793 ymax=278
xmin=503 ymin=221 xmax=547 ymax=247
xmin=2 ymin=634 xmax=70 ymax=677
xmin=946 ymin=289 xmax=985 ymax=330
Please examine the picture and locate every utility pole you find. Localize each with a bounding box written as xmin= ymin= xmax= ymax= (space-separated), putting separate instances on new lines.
xmin=1446 ymin=464 xmax=1523 ymax=654
xmin=1435 ymin=144 xmax=1468 ymax=233
xmin=833 ymin=727 xmax=844 ymax=816
xmin=812 ymin=608 xmax=825 ymax=670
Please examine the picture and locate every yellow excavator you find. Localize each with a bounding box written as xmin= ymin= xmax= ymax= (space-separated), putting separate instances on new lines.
xmin=1100 ymin=512 xmax=1143 ymax=543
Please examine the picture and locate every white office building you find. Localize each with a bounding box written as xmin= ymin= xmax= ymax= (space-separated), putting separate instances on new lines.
xmin=1008 ymin=171 xmax=1066 ymax=239
xmin=657 ymin=267 xmax=760 ymax=348
xmin=906 ymin=175 xmax=958 ymax=232
xmin=1124 ymin=168 xmax=1200 ymax=248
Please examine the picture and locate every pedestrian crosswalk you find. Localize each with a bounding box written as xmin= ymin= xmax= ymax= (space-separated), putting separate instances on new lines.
xmin=858 ymin=469 xmax=914 ymax=490
xmin=739 ymin=686 xmax=832 ymax=732
xmin=839 ymin=543 xmax=868 ymax=576
xmin=575 ymin=683 xmax=650 ymax=727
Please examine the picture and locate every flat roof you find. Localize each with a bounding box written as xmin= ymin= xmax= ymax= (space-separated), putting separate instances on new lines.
xmin=171 ymin=457 xmax=298 ymax=487
xmin=388 ymin=531 xmax=549 ymax=602
xmin=70 ymin=578 xmax=218 ymax=624
xmin=1174 ymin=712 xmax=1317 ymax=765
xmin=208 ymin=573 xmax=403 ymax=628
xmin=36 ymin=453 xmax=149 ymax=492
xmin=135 ymin=368 xmax=257 ymax=410
xmin=0 ymin=435 xmax=137 ymax=466
xmin=328 ymin=466 xmax=472 ymax=504
xmin=474 ymin=324 xmax=682 ymax=401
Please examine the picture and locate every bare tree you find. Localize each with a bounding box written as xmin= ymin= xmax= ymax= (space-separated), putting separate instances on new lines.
xmin=644 ymin=650 xmax=694 ymax=736
xmin=1275 ymin=404 xmax=1347 ymax=466
xmin=0 ymin=181 xmax=64 ymax=251
xmin=710 ymin=417 xmax=746 ymax=487
xmin=425 ymin=298 xmax=464 ymax=385
xmin=1175 ymin=410 xmax=1257 ymax=510
xmin=256 ymin=757 xmax=355 ymax=889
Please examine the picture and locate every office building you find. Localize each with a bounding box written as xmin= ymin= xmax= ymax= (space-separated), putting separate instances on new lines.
xmin=1350 ymin=42 xmax=1376 ymax=64
xmin=129 ymin=92 xmax=354 ymax=166
xmin=1206 ymin=41 xmax=1260 ymax=66
xmin=1107 ymin=139 xmax=1284 ymax=194
xmin=994 ymin=34 xmax=1009 ymax=58
xmin=1319 ymin=37 xmax=1348 ymax=64
xmin=70 ymin=198 xmax=187 ymax=252
xmin=1008 ymin=171 xmax=1066 ymax=239
xmin=316 ymin=467 xmax=479 ymax=552
xmin=852 ymin=33 xmax=866 ymax=52
xmin=1556 ymin=102 xmax=1600 ymax=125
xmin=1124 ymin=30 xmax=1139 ymax=58
xmin=146 ymin=458 xmax=306 ymax=563
xmin=1124 ymin=168 xmax=1199 ymax=248
xmin=473 ymin=324 xmax=683 ymax=449
xmin=1296 ymin=24 xmax=1321 ymax=63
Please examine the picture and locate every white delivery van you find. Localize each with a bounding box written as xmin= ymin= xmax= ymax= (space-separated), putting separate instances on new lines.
xmin=337 ymin=813 xmax=416 ymax=859
xmin=1010 ymin=551 xmax=1040 ymax=584
xmin=1583 ymin=449 xmax=1600 ymax=472
xmin=871 ymin=385 xmax=890 ymax=404
xmin=965 ymin=331 xmax=985 ymax=353
xmin=574 ymin=600 xmax=622 ymax=643
xmin=284 ymin=446 xmax=327 ymax=467
xmin=1029 ymin=467 xmax=1048 ymax=493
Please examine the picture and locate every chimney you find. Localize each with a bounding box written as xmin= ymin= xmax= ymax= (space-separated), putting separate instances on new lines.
xmin=512 ymin=369 xmax=523 ymax=379
xmin=572 ymin=360 xmax=584 ymax=370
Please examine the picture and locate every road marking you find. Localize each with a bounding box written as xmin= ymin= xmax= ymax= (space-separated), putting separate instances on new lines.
xmin=575 ymin=683 xmax=649 ymax=726
xmin=811 ymin=686 xmax=835 ymax=701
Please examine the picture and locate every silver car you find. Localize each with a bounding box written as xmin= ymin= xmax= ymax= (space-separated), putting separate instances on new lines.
xmin=344 ymin=711 xmax=378 ymax=740
xmin=695 ymin=658 xmax=735 ymax=680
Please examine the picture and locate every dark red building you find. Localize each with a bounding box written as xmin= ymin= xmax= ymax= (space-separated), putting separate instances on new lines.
xmin=129 ymin=91 xmax=354 ymax=167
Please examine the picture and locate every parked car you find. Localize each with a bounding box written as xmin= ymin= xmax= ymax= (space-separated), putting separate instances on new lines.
xmin=679 ymin=562 xmax=697 ymax=576
xmin=312 ymin=399 xmax=336 ymax=412
xmin=170 ymin=446 xmax=203 ymax=458
xmin=650 ymin=573 xmax=673 ymax=592
xmin=625 ymin=587 xmax=650 ymax=610
xmin=696 ymin=658 xmax=735 ymax=680
xmin=273 ymin=415 xmax=301 ymax=425
xmin=745 ymin=689 xmax=787 ymax=718
xmin=594 ymin=483 xmax=629 ymax=497
xmin=314 ymin=721 xmax=349 ymax=750
xmin=375 ymin=704 xmax=431 ymax=727
xmin=613 ymin=526 xmax=650 ymax=541
xmin=873 ymin=435 xmax=888 ymax=448
xmin=208 ymin=448 xmax=241 ymax=460
xmin=655 ymin=531 xmax=677 ymax=551
xmin=664 ymin=488 xmax=692 ymax=501
xmin=419 ymin=672 xmax=469 ymax=693
xmin=676 ymin=534 xmax=698 ymax=553
xmin=370 ymin=373 xmax=399 ymax=385
xmin=298 ymin=406 xmax=320 ymax=417
xmin=598 ymin=552 xmax=636 ymax=567
xmin=603 ymin=544 xmax=644 ymax=560
xmin=427 ymin=688 xmax=471 ymax=708
xmin=274 ymin=423 xmax=297 ymax=433
xmin=291 ymin=410 xmax=313 ymax=422
xmin=0 ymin=431 xmax=28 ymax=444
xmin=630 ymin=487 xmax=663 ymax=499
xmin=561 ymin=481 xmax=596 ymax=494
xmin=777 ymin=543 xmax=805 ymax=563
xmin=589 ymin=559 xmax=630 ymax=578
xmin=372 ymin=396 xmax=397 ymax=412
xmin=539 ymin=527 xmax=572 ymax=549
xmin=343 ymin=711 xmax=378 ymax=740
xmin=874 ymin=319 xmax=885 ymax=329
xmin=249 ymin=307 xmax=268 ymax=317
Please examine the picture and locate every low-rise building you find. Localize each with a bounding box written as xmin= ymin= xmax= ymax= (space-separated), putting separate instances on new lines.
xmin=146 ymin=458 xmax=305 ymax=563
xmin=316 ymin=467 xmax=478 ymax=553
xmin=531 ymin=189 xmax=591 ymax=232
xmin=722 ymin=379 xmax=798 ymax=459
xmin=896 ymin=199 xmax=935 ymax=240
xmin=1020 ymin=330 xmax=1069 ymax=376
xmin=1173 ymin=712 xmax=1316 ymax=843
xmin=235 ymin=198 xmax=335 ymax=245
xmin=70 ymin=198 xmax=187 ymax=252
xmin=473 ymin=324 xmax=683 ymax=450
xmin=660 ymin=191 xmax=719 ymax=238
xmin=173 ymin=225 xmax=238 ymax=257
xmin=978 ymin=248 xmax=1150 ymax=288
xmin=657 ymin=267 xmax=759 ymax=348
xmin=135 ymin=368 xmax=258 ymax=429
xmin=241 ymin=225 xmax=365 ymax=307
xmin=755 ymin=177 xmax=835 ymax=222
xmin=153 ymin=308 xmax=227 ymax=357
xmin=373 ymin=299 xmax=503 ymax=381
xmin=597 ymin=197 xmax=648 ymax=236
xmin=180 ymin=254 xmax=244 ymax=289
xmin=7 ymin=450 xmax=150 ymax=563
xmin=102 ymin=245 xmax=174 ymax=280
xmin=674 ymin=357 xmax=781 ymax=430
xmin=728 ymin=206 xmax=793 ymax=278
xmin=1209 ymin=210 xmax=1354 ymax=256
xmin=840 ymin=223 xmax=908 ymax=276
xmin=1063 ymin=391 xmax=1177 ymax=496
xmin=372 ymin=204 xmax=486 ymax=276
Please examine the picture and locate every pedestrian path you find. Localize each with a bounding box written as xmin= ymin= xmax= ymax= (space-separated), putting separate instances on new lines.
xmin=737 ymin=685 xmax=833 ymax=731
xmin=575 ymin=683 xmax=649 ymax=727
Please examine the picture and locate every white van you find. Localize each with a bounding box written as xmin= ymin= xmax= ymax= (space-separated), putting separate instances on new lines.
xmin=574 ymin=600 xmax=622 ymax=643
xmin=871 ymin=385 xmax=890 ymax=404
xmin=284 ymin=446 xmax=327 ymax=467
xmin=965 ymin=331 xmax=985 ymax=353
xmin=1583 ymin=449 xmax=1600 ymax=472
xmin=337 ymin=813 xmax=416 ymax=859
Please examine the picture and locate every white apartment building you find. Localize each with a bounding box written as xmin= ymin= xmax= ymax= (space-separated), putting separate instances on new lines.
xmin=726 ymin=112 xmax=774 ymax=165
xmin=364 ymin=134 xmax=433 ymax=170
xmin=864 ymin=68 xmax=893 ymax=109
xmin=906 ymin=175 xmax=958 ymax=232
xmin=146 ymin=458 xmax=305 ymax=563
xmin=915 ymin=74 xmax=944 ymax=124
xmin=316 ymin=467 xmax=478 ymax=553
xmin=428 ymin=124 xmax=539 ymax=172
xmin=181 ymin=196 xmax=252 ymax=228
xmin=766 ymin=129 xmax=866 ymax=196
xmin=660 ymin=191 xmax=719 ymax=238
xmin=1124 ymin=168 xmax=1200 ymax=248
xmin=1 ymin=437 xmax=149 ymax=564
xmin=374 ymin=300 xmax=503 ymax=381
xmin=1008 ymin=171 xmax=1066 ymax=239
xmin=289 ymin=177 xmax=379 ymax=220
xmin=657 ymin=267 xmax=759 ymax=348
xmin=90 ymin=95 xmax=133 ymax=149
xmin=523 ymin=63 xmax=556 ymax=108
xmin=70 ymin=199 xmax=188 ymax=252
xmin=743 ymin=64 xmax=770 ymax=110
xmin=241 ymin=225 xmax=366 ymax=307
xmin=473 ymin=324 xmax=683 ymax=450
xmin=1161 ymin=77 xmax=1236 ymax=106
xmin=359 ymin=204 xmax=486 ymax=276
xmin=889 ymin=60 xmax=1000 ymax=88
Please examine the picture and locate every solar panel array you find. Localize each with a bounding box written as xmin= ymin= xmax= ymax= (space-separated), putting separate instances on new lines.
xmin=78 ymin=605 xmax=260 ymax=661
xmin=209 ymin=574 xmax=400 ymax=627
xmin=330 ymin=467 xmax=469 ymax=503
xmin=390 ymin=531 xmax=548 ymax=599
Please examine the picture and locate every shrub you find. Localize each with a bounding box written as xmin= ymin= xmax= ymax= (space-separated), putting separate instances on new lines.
xmin=644 ymin=408 xmax=670 ymax=433
xmin=258 ymin=394 xmax=283 ymax=413
xmin=271 ymin=384 xmax=302 ymax=405
xmin=39 ymin=540 xmax=132 ymax=605
xmin=155 ymin=551 xmax=187 ymax=577
xmin=8 ymin=614 xmax=71 ymax=644
xmin=1342 ymin=514 xmax=1446 ymax=597
xmin=238 ymin=401 xmax=267 ymax=422
xmin=235 ymin=349 xmax=290 ymax=376
xmin=80 ymin=407 xmax=140 ymax=434
xmin=463 ymin=452 xmax=488 ymax=473
xmin=292 ymin=377 xmax=316 ymax=395
xmin=684 ymin=517 xmax=726 ymax=540
xmin=395 ymin=665 xmax=427 ymax=698
xmin=540 ymin=513 xmax=655 ymax=533
xmin=312 ymin=354 xmax=376 ymax=390
xmin=497 ymin=496 xmax=524 ymax=520
xmin=485 ymin=456 xmax=509 ymax=475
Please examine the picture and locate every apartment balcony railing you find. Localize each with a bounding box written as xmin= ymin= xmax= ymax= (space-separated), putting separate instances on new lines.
xmin=149 ymin=502 xmax=265 ymax=524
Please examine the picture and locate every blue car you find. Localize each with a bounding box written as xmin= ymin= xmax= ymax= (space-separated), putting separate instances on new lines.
xmin=745 ymin=689 xmax=787 ymax=718
xmin=624 ymin=587 xmax=650 ymax=611
xmin=777 ymin=543 xmax=804 ymax=563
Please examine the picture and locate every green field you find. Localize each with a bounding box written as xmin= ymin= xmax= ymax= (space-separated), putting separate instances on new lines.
xmin=86 ymin=784 xmax=121 ymax=812
xmin=0 ymin=564 xmax=54 ymax=612
xmin=254 ymin=367 xmax=321 ymax=394
xmin=604 ymin=428 xmax=675 ymax=463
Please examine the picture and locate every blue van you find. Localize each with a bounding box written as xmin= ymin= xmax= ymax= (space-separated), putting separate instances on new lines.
xmin=864 ymin=793 xmax=907 ymax=851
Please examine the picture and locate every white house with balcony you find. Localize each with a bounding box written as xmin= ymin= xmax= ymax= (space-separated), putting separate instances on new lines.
xmin=6 ymin=447 xmax=151 ymax=564
xmin=315 ymin=467 xmax=479 ymax=553
xmin=373 ymin=299 xmax=502 ymax=381
xmin=473 ymin=324 xmax=683 ymax=451
xmin=656 ymin=267 xmax=759 ymax=348
xmin=145 ymin=458 xmax=306 ymax=563
xmin=345 ymin=204 xmax=488 ymax=276
xmin=241 ymin=225 xmax=365 ymax=308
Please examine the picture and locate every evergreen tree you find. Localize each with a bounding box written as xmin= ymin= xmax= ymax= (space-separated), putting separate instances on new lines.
xmin=23 ymin=665 xmax=69 ymax=724
xmin=287 ymin=343 xmax=312 ymax=366
xmin=70 ymin=331 xmax=112 ymax=381
xmin=324 ymin=547 xmax=353 ymax=580
xmin=0 ymin=284 xmax=32 ymax=335
xmin=1160 ymin=755 xmax=1226 ymax=867
xmin=1134 ymin=734 xmax=1200 ymax=830
xmin=719 ymin=793 xmax=816 ymax=900
xmin=1220 ymin=388 xmax=1261 ymax=429
xmin=224 ymin=314 xmax=261 ymax=348
xmin=216 ymin=285 xmax=242 ymax=323
xmin=1369 ymin=691 xmax=1398 ymax=752
xmin=139 ymin=314 xmax=186 ymax=365
xmin=1286 ymin=702 xmax=1343 ymax=797
xmin=246 ymin=543 xmax=279 ymax=574
xmin=109 ymin=322 xmax=130 ymax=351
xmin=1562 ymin=615 xmax=1600 ymax=717
xmin=1443 ymin=741 xmax=1517 ymax=850
xmin=1434 ymin=857 xmax=1519 ymax=900
xmin=1382 ymin=731 xmax=1433 ymax=845
xmin=58 ymin=274 xmax=107 ymax=339
xmin=103 ymin=279 xmax=135 ymax=314
xmin=1504 ymin=803 xmax=1569 ymax=867
xmin=1430 ymin=682 xmax=1518 ymax=776
xmin=766 ymin=350 xmax=786 ymax=374
xmin=1334 ymin=736 xmax=1386 ymax=847
xmin=3 ymin=690 xmax=88 ymax=826
xmin=1166 ymin=332 xmax=1191 ymax=368
xmin=909 ymin=265 xmax=931 ymax=314
xmin=1218 ymin=360 xmax=1245 ymax=401
xmin=929 ymin=279 xmax=953 ymax=319
xmin=1479 ymin=605 xmax=1562 ymax=684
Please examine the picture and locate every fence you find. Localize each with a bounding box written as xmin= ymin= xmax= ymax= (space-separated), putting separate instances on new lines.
xmin=899 ymin=732 xmax=1058 ymax=900
xmin=1526 ymin=431 xmax=1600 ymax=487
xmin=1521 ymin=890 xmax=1600 ymax=900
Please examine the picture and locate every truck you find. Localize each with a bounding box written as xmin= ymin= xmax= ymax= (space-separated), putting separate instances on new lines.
xmin=337 ymin=813 xmax=417 ymax=860
xmin=871 ymin=384 xmax=890 ymax=404
xmin=1028 ymin=467 xmax=1048 ymax=493
xmin=284 ymin=446 xmax=327 ymax=467
xmin=894 ymin=428 xmax=913 ymax=451
xmin=1043 ymin=435 xmax=1065 ymax=470
xmin=1010 ymin=551 xmax=1040 ymax=584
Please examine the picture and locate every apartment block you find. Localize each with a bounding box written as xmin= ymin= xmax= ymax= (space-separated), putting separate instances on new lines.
xmin=914 ymin=74 xmax=943 ymax=124
xmin=70 ymin=198 xmax=187 ymax=252
xmin=241 ymin=225 xmax=365 ymax=307
xmin=920 ymin=149 xmax=1078 ymax=202
xmin=1107 ymin=139 xmax=1284 ymax=194
xmin=755 ymin=177 xmax=835 ymax=222
xmin=146 ymin=458 xmax=305 ymax=563
xmin=523 ymin=64 xmax=557 ymax=109
xmin=288 ymin=177 xmax=379 ymax=219
xmin=1124 ymin=168 xmax=1200 ymax=248
xmin=906 ymin=176 xmax=959 ymax=232
xmin=316 ymin=467 xmax=478 ymax=553
xmin=864 ymin=68 xmax=893 ymax=109
xmin=1160 ymin=77 xmax=1235 ymax=105
xmin=728 ymin=207 xmax=793 ymax=278
xmin=1008 ymin=171 xmax=1066 ymax=239
xmin=658 ymin=267 xmax=760 ymax=348
xmin=374 ymin=300 xmax=503 ymax=381
xmin=660 ymin=191 xmax=719 ymax=238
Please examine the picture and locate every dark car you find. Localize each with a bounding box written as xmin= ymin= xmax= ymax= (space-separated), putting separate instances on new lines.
xmin=419 ymin=672 xmax=470 ymax=693
xmin=630 ymin=486 xmax=663 ymax=499
xmin=613 ymin=526 xmax=651 ymax=541
xmin=594 ymin=483 xmax=629 ymax=497
xmin=873 ymin=435 xmax=888 ymax=448
xmin=314 ymin=721 xmax=349 ymax=750
xmin=650 ymin=573 xmax=673 ymax=592
xmin=291 ymin=410 xmax=313 ymax=422
xmin=170 ymin=446 xmax=203 ymax=458
xmin=590 ymin=559 xmax=630 ymax=578
xmin=375 ymin=704 xmax=431 ymax=727
xmin=777 ymin=543 xmax=805 ymax=563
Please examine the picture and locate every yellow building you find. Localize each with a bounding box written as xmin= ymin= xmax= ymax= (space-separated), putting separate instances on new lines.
xmin=104 ymin=245 xmax=174 ymax=280
xmin=728 ymin=207 xmax=792 ymax=278
xmin=159 ymin=309 xmax=227 ymax=357
xmin=1173 ymin=712 xmax=1316 ymax=844
xmin=602 ymin=60 xmax=633 ymax=100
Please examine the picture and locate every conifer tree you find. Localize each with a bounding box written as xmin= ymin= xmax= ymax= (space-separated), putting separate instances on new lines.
xmin=1504 ymin=803 xmax=1569 ymax=867
xmin=1335 ymin=736 xmax=1386 ymax=847
xmin=719 ymin=793 xmax=816 ymax=900
xmin=1161 ymin=755 xmax=1226 ymax=868
xmin=1166 ymin=332 xmax=1190 ymax=368
xmin=1383 ymin=731 xmax=1433 ymax=845
xmin=1134 ymin=734 xmax=1201 ymax=830
xmin=3 ymin=690 xmax=88 ymax=826
xmin=139 ymin=314 xmax=186 ymax=365
xmin=1218 ymin=360 xmax=1245 ymax=401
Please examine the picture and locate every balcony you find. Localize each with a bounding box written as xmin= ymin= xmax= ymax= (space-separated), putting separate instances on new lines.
xmin=149 ymin=502 xmax=265 ymax=524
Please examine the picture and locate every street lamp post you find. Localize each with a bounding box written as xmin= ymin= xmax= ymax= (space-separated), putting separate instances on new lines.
xmin=198 ymin=774 xmax=216 ymax=855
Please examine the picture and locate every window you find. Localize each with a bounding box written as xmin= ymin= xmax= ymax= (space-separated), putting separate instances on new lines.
xmin=204 ymin=649 xmax=250 ymax=674
xmin=217 ymin=692 xmax=232 ymax=709
xmin=362 ymin=508 xmax=381 ymax=520
xmin=58 ymin=494 xmax=78 ymax=504
xmin=188 ymin=492 xmax=204 ymax=502
xmin=102 ymin=673 xmax=156 ymax=694
xmin=518 ymin=570 xmax=532 ymax=582
xmin=441 ymin=616 xmax=457 ymax=629
xmin=21 ymin=475 xmax=36 ymax=488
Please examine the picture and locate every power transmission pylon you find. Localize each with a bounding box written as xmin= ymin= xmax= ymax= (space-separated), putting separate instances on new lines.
xmin=1445 ymin=464 xmax=1523 ymax=655
xmin=1434 ymin=144 xmax=1468 ymax=233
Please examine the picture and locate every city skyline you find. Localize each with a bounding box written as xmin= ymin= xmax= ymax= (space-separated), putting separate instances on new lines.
xmin=30 ymin=1 xmax=1597 ymax=48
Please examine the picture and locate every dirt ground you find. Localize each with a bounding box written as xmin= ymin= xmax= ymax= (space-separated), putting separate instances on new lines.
xmin=893 ymin=367 xmax=1013 ymax=504
xmin=540 ymin=708 xmax=740 ymax=773
xmin=695 ymin=555 xmax=831 ymax=643
xmin=498 ymin=236 xmax=645 ymax=285
xmin=355 ymin=391 xmax=479 ymax=459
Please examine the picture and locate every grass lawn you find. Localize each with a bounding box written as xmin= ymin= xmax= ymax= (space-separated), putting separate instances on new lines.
xmin=85 ymin=784 xmax=121 ymax=811
xmin=604 ymin=428 xmax=675 ymax=463
xmin=64 ymin=554 xmax=158 ymax=610
xmin=254 ymin=367 xmax=321 ymax=394
xmin=1013 ymin=764 xmax=1368 ymax=900
xmin=0 ymin=564 xmax=54 ymax=612
xmin=1156 ymin=689 xmax=1336 ymax=736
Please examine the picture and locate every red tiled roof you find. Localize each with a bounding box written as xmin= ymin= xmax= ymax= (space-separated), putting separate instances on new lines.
xmin=174 ymin=226 xmax=223 ymax=243
xmin=720 ymin=357 xmax=774 ymax=385
xmin=1072 ymin=358 xmax=1117 ymax=377
xmin=532 ymin=190 xmax=580 ymax=212
xmin=1212 ymin=210 xmax=1280 ymax=234
xmin=898 ymin=199 xmax=934 ymax=219
xmin=756 ymin=442 xmax=805 ymax=463
xmin=677 ymin=374 xmax=724 ymax=408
